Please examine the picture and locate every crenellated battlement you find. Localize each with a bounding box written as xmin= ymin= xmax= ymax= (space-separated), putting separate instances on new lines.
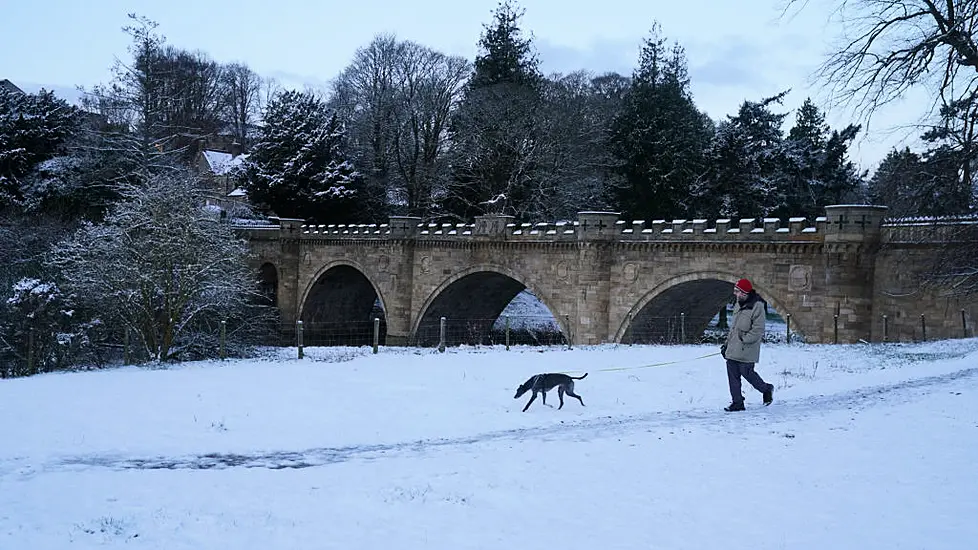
xmin=237 ymin=205 xmax=902 ymax=245
xmin=241 ymin=202 xmax=977 ymax=346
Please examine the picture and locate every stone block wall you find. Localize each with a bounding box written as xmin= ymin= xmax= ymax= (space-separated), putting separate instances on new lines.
xmin=236 ymin=206 xmax=977 ymax=345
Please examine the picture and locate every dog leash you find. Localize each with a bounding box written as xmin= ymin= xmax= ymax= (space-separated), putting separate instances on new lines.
xmin=560 ymin=351 xmax=722 ymax=376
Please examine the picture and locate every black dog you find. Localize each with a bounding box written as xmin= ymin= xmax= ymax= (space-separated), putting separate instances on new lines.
xmin=514 ymin=373 xmax=588 ymax=412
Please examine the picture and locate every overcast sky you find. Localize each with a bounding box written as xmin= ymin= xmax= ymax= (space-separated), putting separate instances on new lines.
xmin=1 ymin=0 xmax=931 ymax=171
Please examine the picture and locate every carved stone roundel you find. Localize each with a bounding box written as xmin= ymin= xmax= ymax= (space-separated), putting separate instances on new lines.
xmin=789 ymin=264 xmax=812 ymax=291
xmin=623 ymin=263 xmax=638 ymax=283
xmin=556 ymin=261 xmax=569 ymax=280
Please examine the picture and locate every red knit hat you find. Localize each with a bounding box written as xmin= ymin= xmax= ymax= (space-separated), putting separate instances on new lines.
xmin=735 ymin=278 xmax=753 ymax=293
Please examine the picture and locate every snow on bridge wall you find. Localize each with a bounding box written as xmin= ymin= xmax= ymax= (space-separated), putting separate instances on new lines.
xmin=238 ymin=205 xmax=978 ymax=345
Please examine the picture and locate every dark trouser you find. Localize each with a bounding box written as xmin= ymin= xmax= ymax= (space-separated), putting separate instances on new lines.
xmin=727 ymin=359 xmax=771 ymax=404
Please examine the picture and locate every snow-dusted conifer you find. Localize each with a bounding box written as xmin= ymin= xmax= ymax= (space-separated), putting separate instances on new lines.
xmin=694 ymin=92 xmax=789 ymax=219
xmin=0 ymin=88 xmax=81 ymax=207
xmin=242 ymin=90 xmax=361 ymax=223
xmin=608 ymin=24 xmax=713 ymax=220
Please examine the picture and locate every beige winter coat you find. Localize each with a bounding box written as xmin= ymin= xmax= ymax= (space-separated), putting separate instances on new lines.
xmin=724 ymin=296 xmax=765 ymax=363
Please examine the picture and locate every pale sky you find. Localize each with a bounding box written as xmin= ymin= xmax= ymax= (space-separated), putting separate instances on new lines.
xmin=0 ymin=0 xmax=931 ymax=171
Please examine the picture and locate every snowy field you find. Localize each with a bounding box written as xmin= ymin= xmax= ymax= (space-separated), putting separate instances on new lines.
xmin=2 ymin=338 xmax=977 ymax=549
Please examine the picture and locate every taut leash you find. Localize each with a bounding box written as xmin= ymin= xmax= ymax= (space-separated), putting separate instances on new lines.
xmin=560 ymin=351 xmax=722 ymax=376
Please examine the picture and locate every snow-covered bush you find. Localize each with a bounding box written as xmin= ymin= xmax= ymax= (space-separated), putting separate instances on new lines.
xmin=49 ymin=170 xmax=277 ymax=363
xmin=0 ymin=278 xmax=101 ymax=377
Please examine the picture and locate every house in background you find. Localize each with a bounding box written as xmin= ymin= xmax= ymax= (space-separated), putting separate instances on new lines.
xmin=1 ymin=79 xmax=25 ymax=95
xmin=5 ymin=77 xmax=253 ymax=212
xmin=194 ymin=141 xmax=249 ymax=211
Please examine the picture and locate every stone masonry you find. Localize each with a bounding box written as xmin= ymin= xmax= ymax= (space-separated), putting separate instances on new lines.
xmin=238 ymin=205 xmax=978 ymax=345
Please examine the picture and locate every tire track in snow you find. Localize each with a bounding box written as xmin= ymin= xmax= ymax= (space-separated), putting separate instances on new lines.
xmin=22 ymin=366 xmax=978 ymax=473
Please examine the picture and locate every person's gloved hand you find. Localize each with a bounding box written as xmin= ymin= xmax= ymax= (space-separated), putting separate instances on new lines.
xmin=720 ymin=343 xmax=727 ymax=358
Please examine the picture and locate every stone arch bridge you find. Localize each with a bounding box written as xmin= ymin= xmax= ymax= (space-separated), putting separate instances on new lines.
xmin=237 ymin=205 xmax=978 ymax=346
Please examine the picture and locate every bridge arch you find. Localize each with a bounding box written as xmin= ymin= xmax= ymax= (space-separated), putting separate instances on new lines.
xmin=298 ymin=260 xmax=389 ymax=346
xmin=412 ymin=264 xmax=566 ymax=346
xmin=616 ymin=271 xmax=805 ymax=344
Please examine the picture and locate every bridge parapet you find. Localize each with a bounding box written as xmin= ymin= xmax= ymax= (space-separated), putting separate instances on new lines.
xmin=301 ymin=222 xmax=389 ymax=237
xmin=236 ymin=206 xmax=928 ymax=245
xmin=881 ymin=215 xmax=978 ymax=244
xmin=230 ymin=202 xmax=978 ymax=347
xmin=615 ymin=215 xmax=826 ymax=241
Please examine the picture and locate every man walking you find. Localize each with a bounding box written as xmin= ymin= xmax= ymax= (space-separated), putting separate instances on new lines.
xmin=721 ymin=278 xmax=774 ymax=411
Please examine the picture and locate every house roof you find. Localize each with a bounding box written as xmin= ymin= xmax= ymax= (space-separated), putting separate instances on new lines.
xmin=0 ymin=79 xmax=25 ymax=95
xmin=202 ymin=149 xmax=247 ymax=176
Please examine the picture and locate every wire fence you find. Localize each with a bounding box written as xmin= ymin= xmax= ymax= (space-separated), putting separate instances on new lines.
xmin=261 ymin=315 xmax=568 ymax=350
xmin=620 ymin=312 xmax=798 ymax=345
xmin=2 ymin=308 xmax=971 ymax=377
xmin=165 ymin=307 xmax=976 ymax=353
xmin=411 ymin=316 xmax=567 ymax=348
xmin=269 ymin=312 xmax=798 ymax=353
xmin=130 ymin=308 xmax=973 ymax=351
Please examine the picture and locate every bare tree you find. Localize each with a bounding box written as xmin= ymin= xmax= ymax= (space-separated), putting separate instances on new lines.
xmin=151 ymin=47 xmax=228 ymax=162
xmin=80 ymin=14 xmax=170 ymax=167
xmin=389 ymin=42 xmax=470 ymax=218
xmin=81 ymin=14 xmax=233 ymax=168
xmin=924 ymin=220 xmax=978 ymax=296
xmin=532 ymin=71 xmax=626 ymax=219
xmin=446 ymin=81 xmax=545 ymax=221
xmin=787 ymin=1 xmax=978 ymax=296
xmin=329 ymin=34 xmax=403 ymax=219
xmin=221 ymin=62 xmax=265 ymax=149
xmin=330 ymin=34 xmax=470 ymax=219
xmin=79 ymin=14 xmax=199 ymax=177
xmin=786 ymin=0 xmax=978 ymax=118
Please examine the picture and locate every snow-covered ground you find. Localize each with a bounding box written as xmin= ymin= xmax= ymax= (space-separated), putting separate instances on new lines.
xmin=497 ymin=290 xmax=796 ymax=344
xmin=494 ymin=289 xmax=561 ymax=331
xmin=2 ymin=338 xmax=977 ymax=549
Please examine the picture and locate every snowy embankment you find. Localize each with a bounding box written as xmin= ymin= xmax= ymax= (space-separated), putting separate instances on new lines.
xmin=1 ymin=338 xmax=976 ymax=549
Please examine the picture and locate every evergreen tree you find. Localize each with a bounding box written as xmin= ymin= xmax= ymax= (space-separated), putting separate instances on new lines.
xmin=868 ymin=145 xmax=972 ymax=217
xmin=445 ymin=0 xmax=546 ymax=221
xmin=775 ymin=98 xmax=864 ymax=219
xmin=868 ymin=147 xmax=923 ymax=217
xmin=817 ymin=125 xmax=866 ymax=207
xmin=787 ymin=99 xmax=828 ymax=148
xmin=609 ymin=25 xmax=713 ymax=220
xmin=0 ymin=278 xmax=100 ymax=377
xmin=918 ymin=145 xmax=974 ymax=215
xmin=242 ymin=90 xmax=362 ymax=223
xmin=778 ymin=99 xmax=826 ymax=216
xmin=468 ymin=1 xmax=541 ymax=90
xmin=918 ymin=97 xmax=978 ymax=213
xmin=0 ymin=88 xmax=81 ymax=208
xmin=694 ymin=92 xmax=788 ymax=219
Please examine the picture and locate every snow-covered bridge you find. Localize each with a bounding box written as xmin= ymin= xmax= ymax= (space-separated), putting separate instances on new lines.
xmin=237 ymin=205 xmax=978 ymax=345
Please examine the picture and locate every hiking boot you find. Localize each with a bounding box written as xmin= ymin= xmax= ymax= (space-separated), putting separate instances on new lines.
xmin=763 ymin=385 xmax=774 ymax=406
xmin=724 ymin=402 xmax=746 ymax=412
